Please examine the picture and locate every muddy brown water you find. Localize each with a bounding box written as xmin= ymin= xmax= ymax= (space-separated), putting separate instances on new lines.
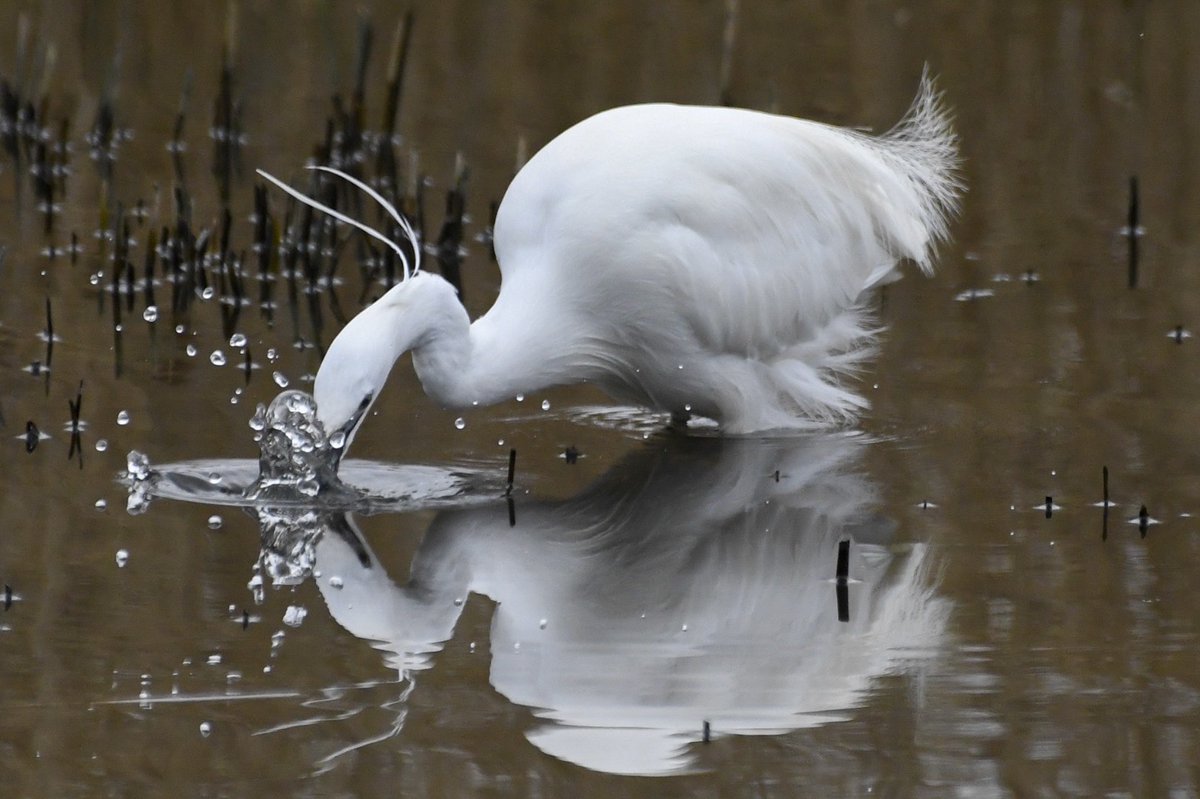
xmin=3 ymin=2 xmax=1200 ymax=796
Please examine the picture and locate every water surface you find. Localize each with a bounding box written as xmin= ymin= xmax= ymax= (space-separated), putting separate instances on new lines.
xmin=2 ymin=1 xmax=1199 ymax=796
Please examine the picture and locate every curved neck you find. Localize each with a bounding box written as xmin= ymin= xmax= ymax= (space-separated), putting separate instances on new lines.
xmin=411 ymin=278 xmax=576 ymax=410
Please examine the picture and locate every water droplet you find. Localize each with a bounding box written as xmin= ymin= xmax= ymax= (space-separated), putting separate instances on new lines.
xmin=497 ymin=439 xmax=505 ymax=446
xmin=684 ymin=404 xmax=692 ymax=412
xmin=515 ymin=394 xmax=525 ymax=402
xmin=298 ymin=480 xmax=319 ymax=497
xmin=199 ymin=721 xmax=212 ymax=737
xmin=454 ymin=417 xmax=466 ymax=430
xmin=539 ymin=618 xmax=548 ymax=630
xmin=229 ymin=333 xmax=247 ymax=348
xmin=453 ymin=597 xmax=464 ymax=606
xmin=328 ymin=576 xmax=344 ymax=589
xmin=206 ymin=654 xmax=222 ymax=666
xmin=185 ymin=344 xmax=197 ymax=357
xmin=266 ymin=347 xmax=279 ymax=362
xmin=282 ymin=605 xmax=307 ymax=627
xmin=142 ymin=305 xmax=158 ymax=323
xmin=272 ymin=371 xmax=289 ymax=388
xmin=115 ymin=549 xmax=129 ymax=567
xmin=95 ymin=439 xmax=108 ymax=452
xmin=207 ymin=472 xmax=223 ymax=485
xmin=207 ymin=515 xmax=223 ymax=530
xmin=541 ymin=400 xmax=551 ymax=411
xmin=329 ymin=431 xmax=346 ymax=449
xmin=247 ymin=573 xmax=264 ymax=604
xmin=89 ymin=272 xmax=101 ymax=286
xmin=174 ymin=324 xmax=185 ymax=334
xmin=209 ymin=350 xmax=227 ymax=366
xmin=116 ymin=410 xmax=131 ymax=426
xmin=201 ymin=286 xmax=215 ymax=300
xmin=681 ymin=624 xmax=688 ymax=632
xmin=95 ymin=498 xmax=107 ymax=511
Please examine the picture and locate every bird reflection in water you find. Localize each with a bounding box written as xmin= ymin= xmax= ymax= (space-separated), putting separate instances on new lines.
xmin=252 ymin=433 xmax=949 ymax=777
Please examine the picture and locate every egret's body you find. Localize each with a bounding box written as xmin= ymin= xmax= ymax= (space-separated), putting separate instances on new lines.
xmin=266 ymin=76 xmax=960 ymax=446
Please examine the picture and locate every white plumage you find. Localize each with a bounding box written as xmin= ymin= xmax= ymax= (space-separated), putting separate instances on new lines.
xmin=262 ymin=73 xmax=960 ymax=448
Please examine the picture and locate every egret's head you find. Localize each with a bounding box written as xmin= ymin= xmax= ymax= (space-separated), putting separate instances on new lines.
xmin=313 ymin=274 xmax=454 ymax=453
xmin=312 ymin=292 xmax=398 ymax=453
xmin=256 ymin=164 xmax=426 ymax=457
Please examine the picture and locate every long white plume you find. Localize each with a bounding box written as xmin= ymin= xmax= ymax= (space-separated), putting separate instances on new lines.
xmin=255 ymin=166 xmax=421 ymax=280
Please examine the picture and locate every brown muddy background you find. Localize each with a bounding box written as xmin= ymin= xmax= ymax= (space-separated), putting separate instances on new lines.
xmin=3 ymin=1 xmax=1200 ymax=796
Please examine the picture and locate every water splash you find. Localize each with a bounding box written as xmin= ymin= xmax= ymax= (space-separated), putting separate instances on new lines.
xmin=245 ymin=390 xmax=352 ymax=503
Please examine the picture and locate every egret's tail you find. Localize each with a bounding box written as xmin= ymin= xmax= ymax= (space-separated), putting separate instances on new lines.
xmin=872 ymin=68 xmax=963 ymax=273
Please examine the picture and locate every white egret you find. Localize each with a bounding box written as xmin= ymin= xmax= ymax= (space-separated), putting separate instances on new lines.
xmin=259 ymin=73 xmax=960 ymax=449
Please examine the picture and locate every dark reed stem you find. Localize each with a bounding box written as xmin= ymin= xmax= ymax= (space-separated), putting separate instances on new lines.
xmin=68 ymin=380 xmax=82 ymax=429
xmin=381 ymin=11 xmax=413 ymax=140
xmin=505 ymin=448 xmax=517 ymax=496
xmin=143 ymin=227 xmax=158 ymax=310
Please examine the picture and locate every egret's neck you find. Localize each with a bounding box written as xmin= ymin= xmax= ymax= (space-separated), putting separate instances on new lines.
xmin=411 ymin=274 xmax=580 ymax=410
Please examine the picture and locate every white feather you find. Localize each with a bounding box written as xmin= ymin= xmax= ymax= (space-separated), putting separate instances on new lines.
xmin=255 ymin=167 xmax=419 ymax=280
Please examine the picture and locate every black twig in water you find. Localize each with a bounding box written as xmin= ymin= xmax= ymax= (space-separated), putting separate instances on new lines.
xmin=505 ymin=448 xmax=516 ymax=496
xmin=1045 ymin=496 xmax=1054 ymax=519
xmin=24 ymin=420 xmax=39 ymax=453
xmin=1138 ymin=504 xmax=1149 ymax=538
xmin=3 ymin=584 xmax=11 ymax=611
xmin=564 ymin=446 xmax=579 ymax=465
xmin=836 ymin=540 xmax=850 ymax=582
xmin=702 ymin=720 xmax=711 ymax=744
xmin=68 ymin=380 xmax=83 ymax=430
xmin=836 ymin=540 xmax=850 ymax=623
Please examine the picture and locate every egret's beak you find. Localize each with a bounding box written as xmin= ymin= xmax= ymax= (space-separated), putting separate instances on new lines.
xmin=329 ymin=393 xmax=374 ymax=470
